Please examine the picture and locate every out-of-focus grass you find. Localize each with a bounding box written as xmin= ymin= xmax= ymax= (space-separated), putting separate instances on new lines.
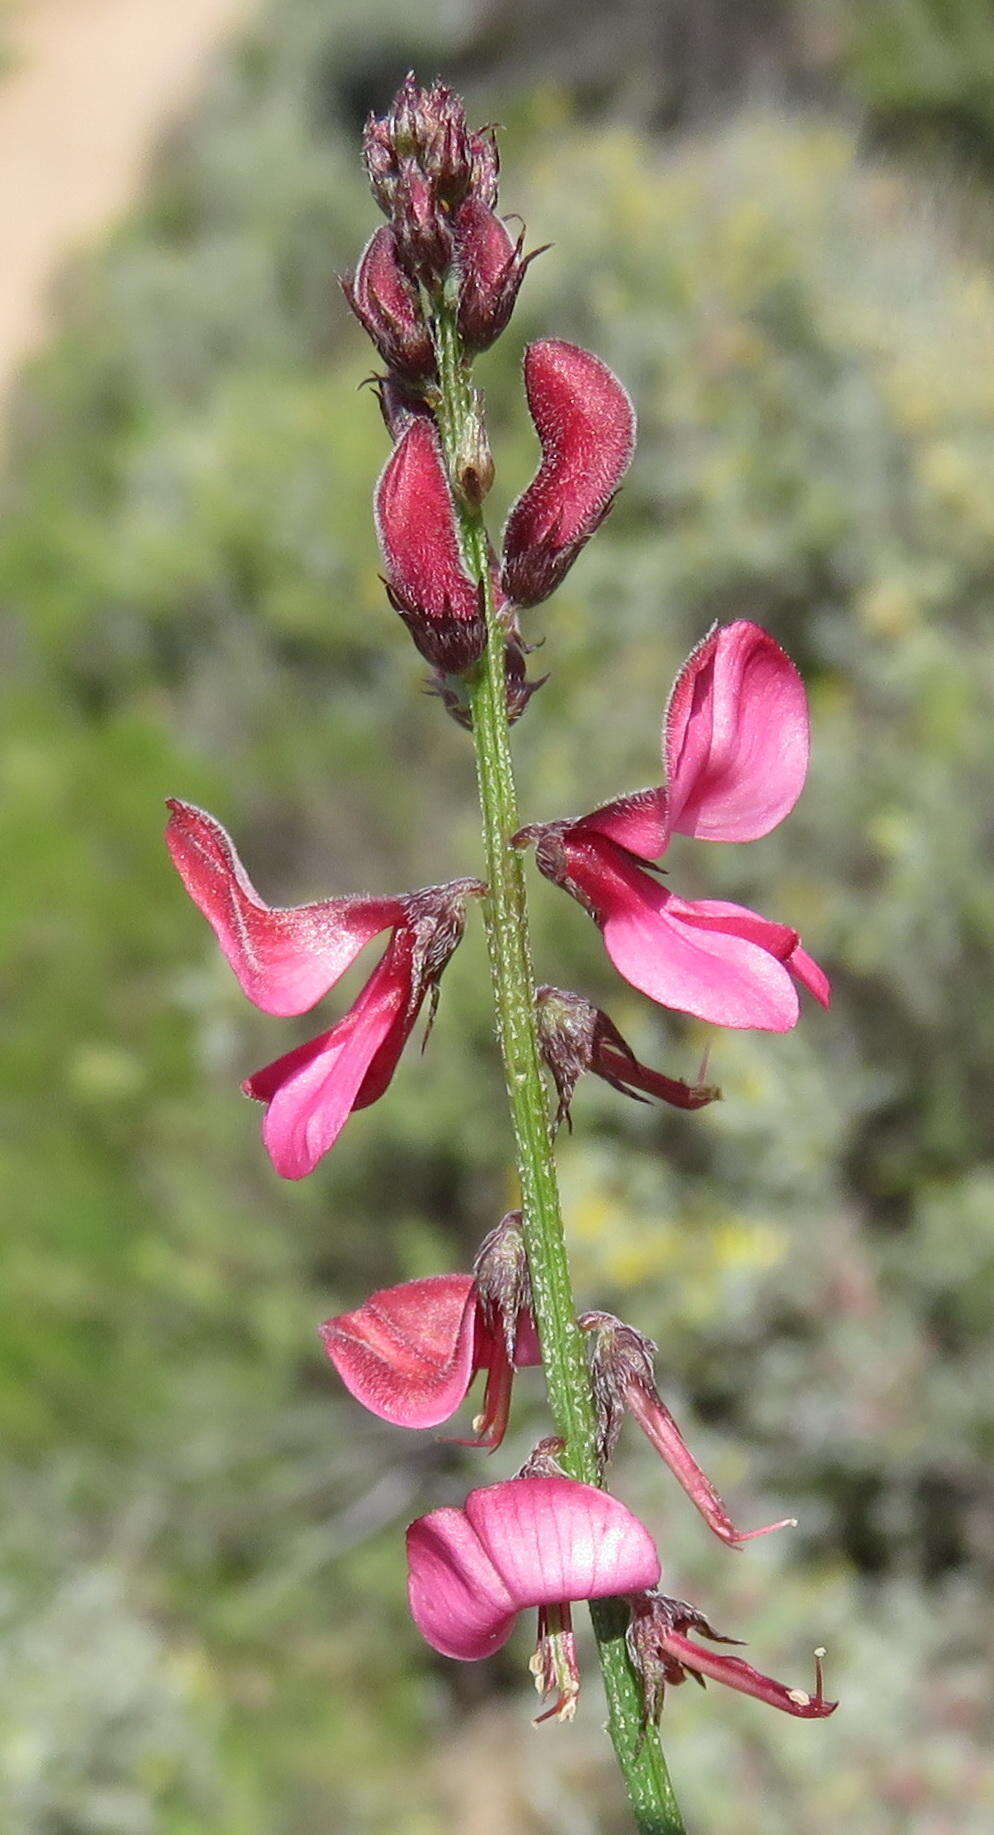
xmin=1 ymin=2 xmax=994 ymax=1830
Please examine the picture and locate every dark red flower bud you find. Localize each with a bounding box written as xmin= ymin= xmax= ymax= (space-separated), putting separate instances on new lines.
xmin=502 ymin=340 xmax=636 ymax=607
xmin=627 ymin=1592 xmax=838 ymax=1726
xmin=370 ymin=374 xmax=436 ymax=442
xmin=455 ymin=199 xmax=543 ymax=354
xmin=392 ymin=163 xmax=454 ymax=289
xmin=364 ymin=75 xmax=493 ymax=215
xmin=536 ymin=986 xmax=720 ymax=1131
xmin=375 ymin=419 xmax=487 ymax=674
xmin=341 ymin=226 xmax=435 ymax=382
xmin=579 ymin=1310 xmax=795 ymax=1547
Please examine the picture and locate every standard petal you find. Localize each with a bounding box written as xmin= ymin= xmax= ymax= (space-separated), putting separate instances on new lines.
xmin=321 ymin=1274 xmax=479 ymax=1429
xmin=466 ymin=1475 xmax=660 ymax=1609
xmin=165 ymin=800 xmax=402 ymax=1017
xmin=242 ymin=938 xmax=413 ymax=1179
xmin=501 ymin=339 xmax=636 ymax=607
xmin=407 ymin=1507 xmax=518 ymax=1660
xmin=575 ymin=786 xmax=669 ymax=862
xmin=664 ymin=622 xmax=809 ymax=843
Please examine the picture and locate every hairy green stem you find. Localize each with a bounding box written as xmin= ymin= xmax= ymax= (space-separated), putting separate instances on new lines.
xmin=431 ymin=301 xmax=686 ymax=1835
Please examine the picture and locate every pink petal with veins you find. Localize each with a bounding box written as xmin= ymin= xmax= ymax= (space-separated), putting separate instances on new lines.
xmin=407 ymin=1476 xmax=660 ymax=1661
xmin=407 ymin=1505 xmax=518 ymax=1660
xmin=502 ymin=339 xmax=636 ymax=607
xmin=165 ymin=800 xmax=402 ymax=1017
xmin=321 ymin=1274 xmax=479 ymax=1428
xmin=665 ymin=622 xmax=809 ymax=843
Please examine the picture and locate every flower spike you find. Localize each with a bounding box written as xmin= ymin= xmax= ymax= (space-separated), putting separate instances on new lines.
xmin=501 ymin=339 xmax=636 ymax=607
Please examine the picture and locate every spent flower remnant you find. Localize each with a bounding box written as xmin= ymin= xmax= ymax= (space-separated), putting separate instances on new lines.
xmin=579 ymin=1311 xmax=796 ymax=1547
xmin=167 ymin=71 xmax=836 ymax=1830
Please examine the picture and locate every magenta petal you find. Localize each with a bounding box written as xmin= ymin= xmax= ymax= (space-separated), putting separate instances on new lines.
xmin=788 ymin=941 xmax=831 ymax=1008
xmin=165 ymin=800 xmax=403 ymax=1017
xmin=242 ymin=938 xmax=413 ymax=1179
xmin=466 ymin=1475 xmax=660 ymax=1610
xmin=407 ymin=1477 xmax=659 ymax=1662
xmin=601 ymin=880 xmax=799 ymax=1032
xmin=407 ymin=1507 xmax=518 ymax=1660
xmin=575 ymin=786 xmax=669 ymax=862
xmin=667 ymin=895 xmax=799 ymax=961
xmin=501 ymin=339 xmax=636 ymax=607
xmin=664 ymin=622 xmax=810 ymax=843
xmin=513 ymin=1310 xmax=543 ymax=1369
xmin=321 ymin=1274 xmax=479 ymax=1428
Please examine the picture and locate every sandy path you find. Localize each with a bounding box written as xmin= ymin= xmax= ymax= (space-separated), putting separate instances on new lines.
xmin=0 ymin=0 xmax=257 ymax=413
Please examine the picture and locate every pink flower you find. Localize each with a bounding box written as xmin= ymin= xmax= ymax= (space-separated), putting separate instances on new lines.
xmin=515 ymin=622 xmax=830 ymax=1032
xmin=501 ymin=339 xmax=636 ymax=607
xmin=580 ymin=1312 xmax=795 ymax=1549
xmin=406 ymin=1474 xmax=660 ymax=1719
xmin=627 ymin=1593 xmax=838 ymax=1724
xmin=165 ymin=799 xmax=483 ymax=1178
xmin=375 ymin=418 xmax=488 ymax=672
xmin=321 ymin=1218 xmax=542 ymax=1449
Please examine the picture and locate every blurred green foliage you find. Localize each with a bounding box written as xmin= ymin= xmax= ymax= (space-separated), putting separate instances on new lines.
xmin=2 ymin=1 xmax=994 ymax=1830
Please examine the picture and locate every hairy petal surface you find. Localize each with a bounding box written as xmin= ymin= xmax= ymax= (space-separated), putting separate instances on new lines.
xmin=665 ymin=622 xmax=809 ymax=842
xmin=321 ymin=1274 xmax=479 ymax=1428
xmin=501 ymin=339 xmax=636 ymax=606
xmin=165 ymin=800 xmax=403 ymax=1017
xmin=375 ymin=419 xmax=486 ymax=670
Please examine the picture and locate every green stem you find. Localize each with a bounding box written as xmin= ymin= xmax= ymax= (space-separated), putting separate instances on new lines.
xmin=431 ymin=302 xmax=686 ymax=1835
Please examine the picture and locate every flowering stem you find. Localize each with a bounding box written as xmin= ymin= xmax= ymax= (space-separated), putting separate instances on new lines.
xmin=432 ymin=301 xmax=685 ymax=1835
